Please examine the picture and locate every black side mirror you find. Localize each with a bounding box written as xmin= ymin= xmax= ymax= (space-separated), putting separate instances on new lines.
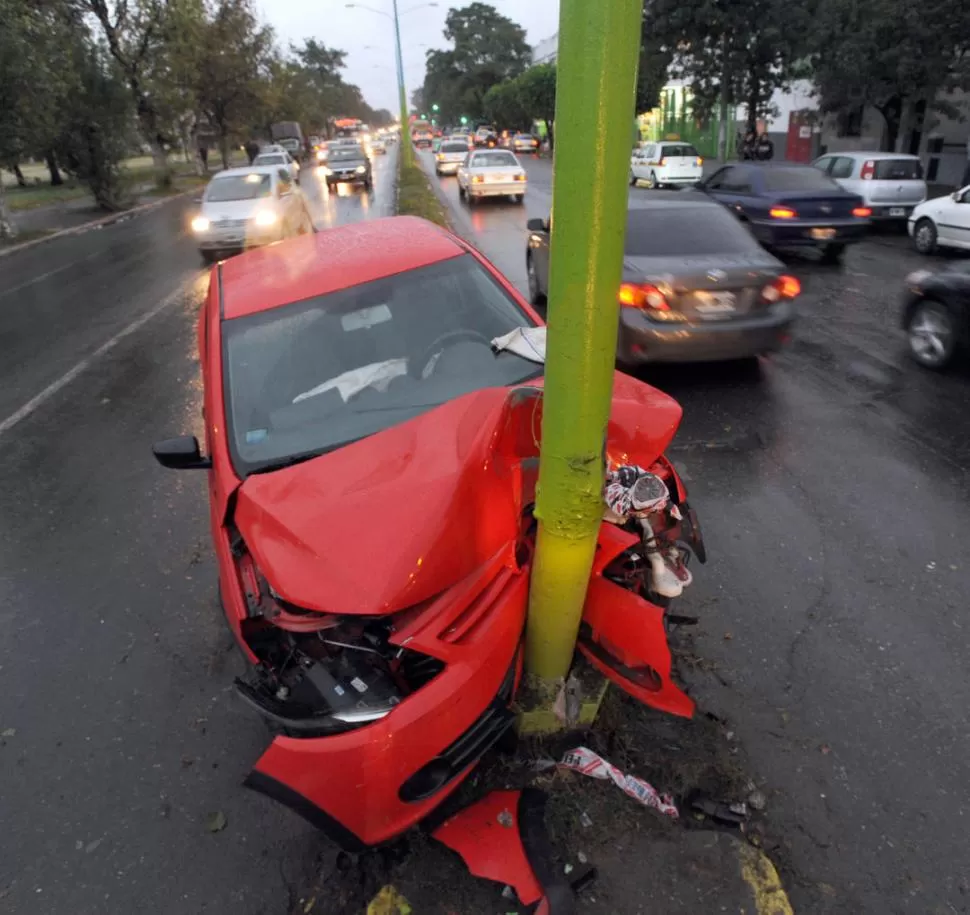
xmin=153 ymin=435 xmax=212 ymax=470
xmin=527 ymin=217 xmax=549 ymax=232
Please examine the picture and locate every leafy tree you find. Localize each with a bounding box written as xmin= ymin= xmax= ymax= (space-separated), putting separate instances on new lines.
xmin=517 ymin=64 xmax=558 ymax=149
xmin=810 ymin=0 xmax=970 ymax=151
xmin=421 ymin=3 xmax=531 ymax=124
xmin=483 ymin=81 xmax=530 ymax=131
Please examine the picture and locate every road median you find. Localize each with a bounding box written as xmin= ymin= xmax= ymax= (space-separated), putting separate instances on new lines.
xmin=396 ymin=150 xmax=451 ymax=228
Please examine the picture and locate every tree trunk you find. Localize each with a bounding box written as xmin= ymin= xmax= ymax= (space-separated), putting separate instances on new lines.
xmin=13 ymin=164 xmax=26 ymax=187
xmin=746 ymin=69 xmax=760 ymax=133
xmin=219 ymin=133 xmax=231 ymax=170
xmin=149 ymin=137 xmax=171 ymax=187
xmin=895 ymin=98 xmax=915 ymax=153
xmin=0 ymin=179 xmax=17 ymax=242
xmin=45 ymin=149 xmax=63 ymax=186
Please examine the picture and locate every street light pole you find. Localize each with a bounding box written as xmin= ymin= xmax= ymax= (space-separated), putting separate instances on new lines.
xmin=391 ymin=0 xmax=413 ymax=167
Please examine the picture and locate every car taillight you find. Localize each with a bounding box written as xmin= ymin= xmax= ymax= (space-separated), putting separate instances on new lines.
xmin=852 ymin=206 xmax=871 ymax=217
xmin=769 ymin=206 xmax=797 ymax=219
xmin=513 ymin=173 xmax=525 ymax=182
xmin=619 ymin=282 xmax=668 ymax=311
xmin=658 ymin=157 xmax=666 ymax=166
xmin=696 ymin=157 xmax=703 ymax=166
xmin=436 ymin=154 xmax=444 ymax=160
xmin=472 ymin=175 xmax=484 ymax=184
xmin=860 ymin=160 xmax=875 ymax=179
xmin=760 ymin=274 xmax=801 ymax=303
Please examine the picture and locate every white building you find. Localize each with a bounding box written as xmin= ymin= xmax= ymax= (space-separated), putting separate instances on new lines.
xmin=532 ymin=33 xmax=558 ymax=65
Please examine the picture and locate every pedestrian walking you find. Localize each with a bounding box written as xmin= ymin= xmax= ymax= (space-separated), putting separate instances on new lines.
xmin=245 ymin=139 xmax=260 ymax=165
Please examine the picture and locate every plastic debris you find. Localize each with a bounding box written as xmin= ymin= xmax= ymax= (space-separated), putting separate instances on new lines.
xmin=748 ymin=790 xmax=767 ymax=811
xmin=553 ymin=674 xmax=582 ymax=725
xmin=532 ymin=758 xmax=557 ymax=772
xmin=559 ymin=747 xmax=679 ymax=818
xmin=366 ymin=886 xmax=412 ymax=915
xmin=689 ymin=795 xmax=749 ymax=827
xmin=205 ymin=811 xmax=227 ymax=833
xmin=577 ymin=851 xmax=588 ymax=865
xmin=579 ymin=810 xmax=593 ymax=828
xmin=564 ymin=863 xmax=574 ymax=875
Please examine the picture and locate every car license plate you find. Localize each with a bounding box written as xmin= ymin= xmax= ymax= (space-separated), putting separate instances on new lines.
xmin=810 ymin=227 xmax=837 ymax=240
xmin=889 ymin=207 xmax=905 ymax=216
xmin=487 ymin=174 xmax=507 ymax=182
xmin=695 ymin=292 xmax=736 ymax=316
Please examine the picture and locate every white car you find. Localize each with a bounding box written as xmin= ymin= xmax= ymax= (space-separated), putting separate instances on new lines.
xmin=191 ymin=166 xmax=312 ymax=264
xmin=630 ymin=141 xmax=703 ymax=189
xmin=812 ymin=151 xmax=926 ymax=221
xmin=252 ymin=151 xmax=300 ymax=182
xmin=457 ymin=149 xmax=527 ymax=204
xmin=435 ymin=139 xmax=472 ymax=176
xmin=511 ymin=133 xmax=539 ymax=154
xmin=908 ymin=186 xmax=970 ymax=254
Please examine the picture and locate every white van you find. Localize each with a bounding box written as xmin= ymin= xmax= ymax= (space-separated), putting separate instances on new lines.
xmin=812 ymin=152 xmax=927 ymax=221
xmin=630 ymin=141 xmax=703 ymax=189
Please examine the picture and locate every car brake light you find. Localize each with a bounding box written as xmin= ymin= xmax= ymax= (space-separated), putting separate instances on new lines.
xmin=696 ymin=157 xmax=703 ymax=166
xmin=618 ymin=282 xmax=668 ymax=311
xmin=761 ymin=274 xmax=801 ymax=303
xmin=852 ymin=206 xmax=872 ymax=217
xmin=513 ymin=174 xmax=525 ymax=182
xmin=658 ymin=157 xmax=666 ymax=166
xmin=436 ymin=154 xmax=444 ymax=160
xmin=860 ymin=160 xmax=875 ymax=180
xmin=769 ymin=206 xmax=797 ymax=219
xmin=471 ymin=175 xmax=484 ymax=184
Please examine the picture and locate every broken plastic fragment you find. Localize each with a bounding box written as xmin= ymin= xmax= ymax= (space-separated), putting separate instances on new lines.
xmin=490 ymin=326 xmax=546 ymax=363
xmin=559 ymin=747 xmax=678 ymax=818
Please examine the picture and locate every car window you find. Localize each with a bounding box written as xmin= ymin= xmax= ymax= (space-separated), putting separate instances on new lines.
xmin=442 ymin=142 xmax=469 ymax=153
xmin=719 ymin=167 xmax=753 ymax=193
xmin=471 ymin=151 xmax=518 ymax=168
xmin=643 ymin=145 xmax=656 ymax=160
xmin=813 ymin=156 xmax=832 ymax=173
xmin=873 ymin=158 xmax=924 ymax=180
xmin=329 ymin=146 xmax=364 ymax=161
xmin=762 ymin=167 xmax=842 ymax=191
xmin=660 ymin=144 xmax=699 ymax=158
xmin=703 ymin=166 xmax=731 ymax=190
xmin=222 ymin=254 xmax=543 ymax=475
xmin=206 ymin=173 xmax=272 ymax=201
xmin=830 ymin=156 xmax=854 ymax=179
xmin=625 ymin=205 xmax=763 ymax=257
xmin=254 ymin=155 xmax=286 ymax=166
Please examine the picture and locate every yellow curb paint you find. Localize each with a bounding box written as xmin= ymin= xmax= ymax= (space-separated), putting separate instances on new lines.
xmin=366 ymin=885 xmax=412 ymax=915
xmin=739 ymin=842 xmax=795 ymax=915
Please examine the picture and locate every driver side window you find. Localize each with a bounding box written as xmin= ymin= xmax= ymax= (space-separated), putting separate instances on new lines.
xmin=705 ymin=167 xmax=729 ymax=190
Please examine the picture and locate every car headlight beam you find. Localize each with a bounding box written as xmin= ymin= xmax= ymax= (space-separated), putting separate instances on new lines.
xmin=355 ymin=165 xmax=367 ymax=174
xmin=191 ymin=215 xmax=210 ymax=233
xmin=253 ymin=210 xmax=278 ymax=227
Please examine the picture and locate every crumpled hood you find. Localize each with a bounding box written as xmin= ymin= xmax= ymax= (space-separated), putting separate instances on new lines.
xmin=234 ymin=375 xmax=682 ymax=616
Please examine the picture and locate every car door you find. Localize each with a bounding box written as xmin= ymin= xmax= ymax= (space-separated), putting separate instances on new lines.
xmin=702 ymin=165 xmax=753 ymax=215
xmin=934 ymin=189 xmax=970 ymax=248
xmin=638 ymin=144 xmax=656 ymax=180
xmin=827 ymin=155 xmax=856 ymax=194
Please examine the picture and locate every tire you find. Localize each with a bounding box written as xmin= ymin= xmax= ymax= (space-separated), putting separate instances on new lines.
xmin=630 ymin=171 xmax=637 ymax=187
xmin=819 ymin=242 xmax=846 ymax=265
xmin=514 ymin=194 xmax=524 ymax=204
xmin=458 ymin=183 xmax=466 ymax=200
xmin=913 ymin=217 xmax=938 ymax=255
xmin=467 ymin=192 xmax=477 ymax=207
xmin=907 ymin=298 xmax=956 ymax=369
xmin=435 ymin=168 xmax=441 ymax=176
xmin=526 ymin=254 xmax=546 ymax=307
xmin=646 ymin=170 xmax=658 ymax=190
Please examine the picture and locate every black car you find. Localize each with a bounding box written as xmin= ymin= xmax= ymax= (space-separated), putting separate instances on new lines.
xmin=901 ymin=262 xmax=970 ymax=370
xmin=325 ymin=143 xmax=372 ymax=190
xmin=525 ymin=191 xmax=802 ymax=365
xmin=699 ymin=162 xmax=870 ymax=263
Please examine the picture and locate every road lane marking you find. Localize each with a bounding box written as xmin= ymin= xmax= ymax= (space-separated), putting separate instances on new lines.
xmin=0 ymin=276 xmax=199 ymax=438
xmin=0 ymin=251 xmax=102 ymax=300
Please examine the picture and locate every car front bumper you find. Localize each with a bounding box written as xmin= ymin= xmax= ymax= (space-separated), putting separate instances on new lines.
xmin=436 ymin=161 xmax=463 ymax=173
xmin=468 ymin=182 xmax=526 ymax=197
xmin=616 ymin=301 xmax=795 ymax=364
xmin=327 ymin=169 xmax=369 ymax=184
xmin=751 ymin=218 xmax=868 ymax=247
xmin=197 ymin=227 xmax=282 ymax=252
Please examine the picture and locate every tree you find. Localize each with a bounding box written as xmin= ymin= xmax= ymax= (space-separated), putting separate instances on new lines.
xmin=195 ymin=0 xmax=275 ymax=167
xmin=421 ymin=3 xmax=531 ymax=124
xmin=483 ymin=81 xmax=531 ymax=131
xmin=517 ymin=64 xmax=558 ymax=149
xmin=810 ymin=0 xmax=970 ymax=151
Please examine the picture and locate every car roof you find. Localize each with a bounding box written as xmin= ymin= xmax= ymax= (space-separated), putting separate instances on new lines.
xmin=210 ymin=166 xmax=279 ymax=179
xmin=219 ymin=216 xmax=466 ymax=320
xmin=824 ymin=150 xmax=921 ymax=160
xmin=627 ymin=189 xmax=724 ymax=211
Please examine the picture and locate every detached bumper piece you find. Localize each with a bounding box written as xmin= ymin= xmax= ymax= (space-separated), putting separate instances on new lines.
xmin=432 ymin=788 xmax=593 ymax=915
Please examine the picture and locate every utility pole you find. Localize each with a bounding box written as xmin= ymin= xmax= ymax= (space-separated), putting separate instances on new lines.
xmin=717 ymin=33 xmax=729 ymax=162
xmin=391 ymin=0 xmax=414 ymax=167
xmin=524 ymin=0 xmax=642 ymax=689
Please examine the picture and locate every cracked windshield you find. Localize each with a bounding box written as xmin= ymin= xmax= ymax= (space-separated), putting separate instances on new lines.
xmin=2 ymin=0 xmax=969 ymax=913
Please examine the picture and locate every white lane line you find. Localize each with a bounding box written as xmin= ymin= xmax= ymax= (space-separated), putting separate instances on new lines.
xmin=0 ymin=276 xmax=197 ymax=438
xmin=0 ymin=251 xmax=102 ymax=300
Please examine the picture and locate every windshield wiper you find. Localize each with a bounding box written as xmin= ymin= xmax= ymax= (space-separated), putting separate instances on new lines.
xmin=248 ymin=448 xmax=335 ymax=475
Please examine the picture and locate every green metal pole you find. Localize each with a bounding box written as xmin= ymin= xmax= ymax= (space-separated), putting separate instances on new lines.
xmin=524 ymin=0 xmax=643 ymax=683
xmin=391 ymin=0 xmax=413 ymax=168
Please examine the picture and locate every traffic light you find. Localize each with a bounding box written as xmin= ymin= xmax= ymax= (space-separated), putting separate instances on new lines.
xmin=460 ymin=115 xmax=467 ymax=125
xmin=432 ymin=103 xmax=439 ymax=112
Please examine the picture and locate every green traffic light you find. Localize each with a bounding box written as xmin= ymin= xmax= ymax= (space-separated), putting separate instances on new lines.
xmin=460 ymin=116 xmax=467 ymax=124
xmin=432 ymin=103 xmax=439 ymax=111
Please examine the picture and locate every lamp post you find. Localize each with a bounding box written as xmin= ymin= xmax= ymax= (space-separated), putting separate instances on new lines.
xmin=345 ymin=2 xmax=438 ymax=168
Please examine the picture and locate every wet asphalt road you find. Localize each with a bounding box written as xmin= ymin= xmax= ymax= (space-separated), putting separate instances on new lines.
xmin=0 ymin=150 xmax=397 ymax=914
xmin=418 ymin=150 xmax=970 ymax=913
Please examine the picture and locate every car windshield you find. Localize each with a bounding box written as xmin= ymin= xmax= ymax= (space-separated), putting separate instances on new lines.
xmin=873 ymin=158 xmax=923 ymax=180
xmin=206 ymin=174 xmax=272 ymax=201
xmin=223 ymin=254 xmax=542 ymax=475
xmin=442 ymin=142 xmax=469 ymax=153
xmin=471 ymin=152 xmax=517 ymax=168
xmin=625 ymin=205 xmax=763 ymax=257
xmin=762 ymin=167 xmax=841 ymax=192
xmin=330 ymin=147 xmax=364 ymax=161
xmin=254 ymin=155 xmax=285 ymax=165
xmin=515 ymin=135 xmax=534 ymax=141
xmin=661 ymin=144 xmax=698 ymax=157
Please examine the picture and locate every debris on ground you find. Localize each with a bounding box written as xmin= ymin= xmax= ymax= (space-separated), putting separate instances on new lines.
xmin=204 ymin=810 xmax=227 ymax=833
xmin=689 ymin=794 xmax=750 ymax=828
xmin=365 ymin=885 xmax=412 ymax=915
xmin=559 ymin=746 xmax=679 ymax=818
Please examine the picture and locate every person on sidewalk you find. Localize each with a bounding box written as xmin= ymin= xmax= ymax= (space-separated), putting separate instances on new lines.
xmin=245 ymin=139 xmax=260 ymax=165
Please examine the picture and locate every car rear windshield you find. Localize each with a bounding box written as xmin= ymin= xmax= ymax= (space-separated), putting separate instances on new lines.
xmin=206 ymin=174 xmax=272 ymax=201
xmin=442 ymin=142 xmax=469 ymax=153
xmin=625 ymin=205 xmax=763 ymax=257
xmin=254 ymin=155 xmax=285 ymax=165
xmin=873 ymin=158 xmax=923 ymax=180
xmin=222 ymin=254 xmax=542 ymax=475
xmin=471 ymin=152 xmax=518 ymax=168
xmin=661 ymin=144 xmax=698 ymax=158
xmin=329 ymin=147 xmax=364 ymax=161
xmin=762 ymin=167 xmax=842 ymax=192
xmin=515 ymin=135 xmax=535 ymax=141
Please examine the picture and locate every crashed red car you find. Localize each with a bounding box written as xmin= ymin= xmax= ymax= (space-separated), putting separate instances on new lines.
xmin=153 ymin=216 xmax=705 ymax=850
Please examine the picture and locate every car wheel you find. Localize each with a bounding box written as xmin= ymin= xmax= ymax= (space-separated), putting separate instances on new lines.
xmin=819 ymin=242 xmax=846 ymax=265
xmin=527 ymin=254 xmax=546 ymax=307
xmin=629 ymin=171 xmax=637 ymax=187
xmin=467 ymin=193 xmax=477 ymax=206
xmin=514 ymin=194 xmax=525 ymax=204
xmin=907 ymin=298 xmax=956 ymax=369
xmin=646 ymin=170 xmax=658 ymax=189
xmin=458 ymin=183 xmax=466 ymax=199
xmin=913 ymin=218 xmax=938 ymax=255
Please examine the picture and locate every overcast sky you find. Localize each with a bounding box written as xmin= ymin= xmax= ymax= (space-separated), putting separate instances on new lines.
xmin=256 ymin=0 xmax=560 ymax=114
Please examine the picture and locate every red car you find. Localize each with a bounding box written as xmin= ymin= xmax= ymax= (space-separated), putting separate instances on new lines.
xmin=153 ymin=217 xmax=704 ymax=850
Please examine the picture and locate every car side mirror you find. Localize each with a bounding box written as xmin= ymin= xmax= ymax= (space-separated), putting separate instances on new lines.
xmin=527 ymin=217 xmax=549 ymax=232
xmin=153 ymin=435 xmax=212 ymax=470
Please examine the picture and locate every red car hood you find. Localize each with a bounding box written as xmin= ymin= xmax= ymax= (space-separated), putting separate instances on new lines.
xmin=234 ymin=374 xmax=682 ymax=616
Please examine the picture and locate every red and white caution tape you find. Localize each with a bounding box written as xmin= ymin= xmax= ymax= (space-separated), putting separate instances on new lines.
xmin=559 ymin=746 xmax=679 ymax=819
